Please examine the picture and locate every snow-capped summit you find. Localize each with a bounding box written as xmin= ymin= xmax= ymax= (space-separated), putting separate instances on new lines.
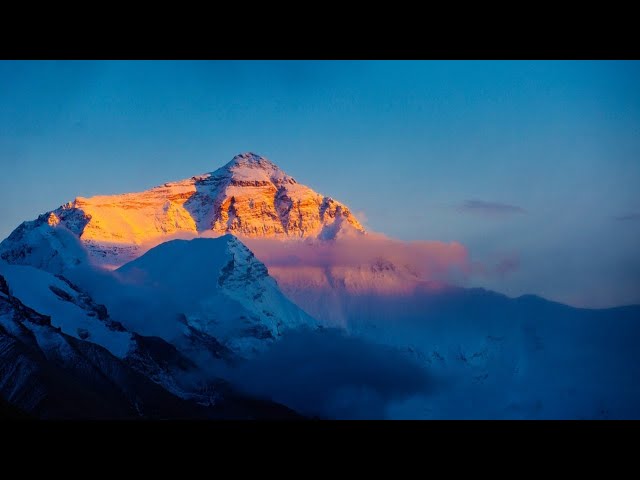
xmin=228 ymin=151 xmax=272 ymax=165
xmin=0 ymin=152 xmax=364 ymax=271
xmin=219 ymin=152 xmax=294 ymax=184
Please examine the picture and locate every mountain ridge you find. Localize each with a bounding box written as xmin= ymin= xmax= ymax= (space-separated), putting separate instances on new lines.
xmin=0 ymin=152 xmax=364 ymax=270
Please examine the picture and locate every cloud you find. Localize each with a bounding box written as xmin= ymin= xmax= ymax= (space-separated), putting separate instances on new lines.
xmin=243 ymin=232 xmax=470 ymax=285
xmin=354 ymin=210 xmax=368 ymax=225
xmin=614 ymin=213 xmax=640 ymax=221
xmin=457 ymin=200 xmax=526 ymax=216
xmin=65 ymin=264 xmax=189 ymax=341
xmin=493 ymin=255 xmax=520 ymax=277
xmin=462 ymin=253 xmax=520 ymax=280
xmin=222 ymin=328 xmax=432 ymax=419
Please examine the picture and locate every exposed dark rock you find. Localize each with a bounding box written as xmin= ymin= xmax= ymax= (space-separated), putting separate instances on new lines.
xmin=49 ymin=285 xmax=74 ymax=302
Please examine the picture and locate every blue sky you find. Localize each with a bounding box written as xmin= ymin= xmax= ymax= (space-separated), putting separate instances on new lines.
xmin=1 ymin=60 xmax=639 ymax=307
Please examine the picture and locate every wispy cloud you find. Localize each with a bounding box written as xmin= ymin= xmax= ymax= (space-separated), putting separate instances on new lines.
xmin=354 ymin=210 xmax=368 ymax=225
xmin=493 ymin=255 xmax=520 ymax=277
xmin=244 ymin=232 xmax=470 ymax=284
xmin=465 ymin=253 xmax=520 ymax=279
xmin=224 ymin=328 xmax=432 ymax=419
xmin=614 ymin=213 xmax=640 ymax=221
xmin=457 ymin=199 xmax=526 ymax=216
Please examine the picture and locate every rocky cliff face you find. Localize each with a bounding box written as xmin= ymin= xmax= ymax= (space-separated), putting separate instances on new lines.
xmin=0 ymin=153 xmax=364 ymax=270
xmin=191 ymin=153 xmax=363 ymax=239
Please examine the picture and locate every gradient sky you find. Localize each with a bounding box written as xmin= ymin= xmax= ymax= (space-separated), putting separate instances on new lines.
xmin=1 ymin=60 xmax=639 ymax=308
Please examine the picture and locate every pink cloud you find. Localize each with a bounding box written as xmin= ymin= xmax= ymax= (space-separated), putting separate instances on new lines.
xmin=243 ymin=232 xmax=470 ymax=284
xmin=354 ymin=211 xmax=368 ymax=226
xmin=131 ymin=229 xmax=515 ymax=290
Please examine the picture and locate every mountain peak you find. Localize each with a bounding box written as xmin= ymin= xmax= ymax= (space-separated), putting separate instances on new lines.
xmin=228 ymin=152 xmax=274 ymax=167
xmin=224 ymin=152 xmax=282 ymax=173
xmin=214 ymin=152 xmax=295 ymax=185
xmin=0 ymin=153 xmax=365 ymax=271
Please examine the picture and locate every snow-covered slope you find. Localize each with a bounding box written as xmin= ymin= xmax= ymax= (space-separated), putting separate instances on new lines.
xmin=0 ymin=269 xmax=302 ymax=419
xmin=0 ymin=152 xmax=364 ymax=271
xmin=0 ymin=215 xmax=90 ymax=272
xmin=0 ymin=271 xmax=200 ymax=418
xmin=0 ymin=261 xmax=208 ymax=399
xmin=0 ymin=262 xmax=132 ymax=358
xmin=114 ymin=235 xmax=317 ymax=357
